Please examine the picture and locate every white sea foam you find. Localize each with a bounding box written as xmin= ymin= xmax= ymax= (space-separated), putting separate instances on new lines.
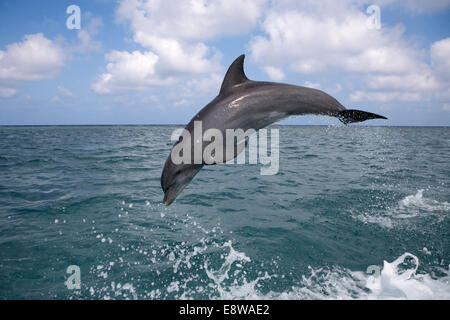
xmin=82 ymin=204 xmax=449 ymax=300
xmin=83 ymin=236 xmax=449 ymax=300
xmin=398 ymin=189 xmax=450 ymax=216
xmin=357 ymin=189 xmax=450 ymax=228
xmin=169 ymin=240 xmax=450 ymax=300
xmin=361 ymin=253 xmax=449 ymax=299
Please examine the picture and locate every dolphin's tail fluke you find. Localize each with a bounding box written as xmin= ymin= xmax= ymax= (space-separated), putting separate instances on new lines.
xmin=338 ymin=109 xmax=387 ymax=124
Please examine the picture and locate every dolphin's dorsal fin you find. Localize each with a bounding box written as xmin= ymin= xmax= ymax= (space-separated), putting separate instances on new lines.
xmin=219 ymin=54 xmax=249 ymax=94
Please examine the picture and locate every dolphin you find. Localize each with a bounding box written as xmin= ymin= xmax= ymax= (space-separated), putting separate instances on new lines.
xmin=161 ymin=54 xmax=387 ymax=205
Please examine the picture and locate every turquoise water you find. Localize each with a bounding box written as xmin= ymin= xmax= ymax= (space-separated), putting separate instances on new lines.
xmin=0 ymin=125 xmax=449 ymax=299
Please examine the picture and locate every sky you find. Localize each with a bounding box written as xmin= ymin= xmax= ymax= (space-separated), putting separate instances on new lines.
xmin=0 ymin=0 xmax=449 ymax=126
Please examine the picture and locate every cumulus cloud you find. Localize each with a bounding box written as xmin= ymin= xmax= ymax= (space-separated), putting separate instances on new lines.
xmin=0 ymin=33 xmax=64 ymax=81
xmin=116 ymin=0 xmax=265 ymax=42
xmin=93 ymin=0 xmax=449 ymax=109
xmin=431 ymin=37 xmax=450 ymax=81
xmin=249 ymin=1 xmax=448 ymax=103
xmin=91 ymin=50 xmax=176 ymax=94
xmin=262 ymin=66 xmax=285 ymax=81
xmin=133 ymin=35 xmax=221 ymax=74
xmin=250 ymin=6 xmax=420 ymax=75
xmin=183 ymin=72 xmax=223 ymax=96
xmin=92 ymin=0 xmax=265 ymax=95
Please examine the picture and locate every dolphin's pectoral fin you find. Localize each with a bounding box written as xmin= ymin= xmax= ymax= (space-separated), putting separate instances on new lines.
xmin=207 ymin=140 xmax=248 ymax=165
xmin=338 ymin=109 xmax=387 ymax=124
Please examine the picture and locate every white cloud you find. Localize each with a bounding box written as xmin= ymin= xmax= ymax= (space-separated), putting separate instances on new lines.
xmin=329 ymin=83 xmax=343 ymax=94
xmin=116 ymin=0 xmax=265 ymax=42
xmin=94 ymin=0 xmax=450 ymax=109
xmin=50 ymin=86 xmax=75 ymax=102
xmin=91 ymin=50 xmax=176 ymax=94
xmin=116 ymin=0 xmax=265 ymax=74
xmin=140 ymin=95 xmax=159 ymax=103
xmin=303 ymin=81 xmax=321 ymax=89
xmin=57 ymin=86 xmax=74 ymax=97
xmin=250 ymin=7 xmax=420 ymax=76
xmin=116 ymin=0 xmax=265 ymax=77
xmin=442 ymin=103 xmax=450 ymax=111
xmin=350 ymin=90 xmax=423 ymax=102
xmin=367 ymin=73 xmax=439 ymax=92
xmin=0 ymin=86 xmax=17 ymax=98
xmin=0 ymin=33 xmax=64 ymax=81
xmin=174 ymin=99 xmax=189 ymax=107
xmin=184 ymin=72 xmax=223 ymax=96
xmin=133 ymin=34 xmax=221 ymax=74
xmin=262 ymin=66 xmax=285 ymax=81
xmin=92 ymin=0 xmax=265 ymax=95
xmin=75 ymin=15 xmax=103 ymax=53
xmin=249 ymin=2 xmax=449 ymax=104
xmin=431 ymin=37 xmax=450 ymax=81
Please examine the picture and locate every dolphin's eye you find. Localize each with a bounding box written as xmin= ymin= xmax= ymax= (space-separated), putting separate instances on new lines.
xmin=175 ymin=169 xmax=182 ymax=175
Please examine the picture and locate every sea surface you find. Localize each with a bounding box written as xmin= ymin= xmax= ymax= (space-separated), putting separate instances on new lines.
xmin=0 ymin=125 xmax=449 ymax=299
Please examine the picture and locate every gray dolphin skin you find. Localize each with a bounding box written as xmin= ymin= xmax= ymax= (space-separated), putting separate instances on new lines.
xmin=161 ymin=54 xmax=387 ymax=205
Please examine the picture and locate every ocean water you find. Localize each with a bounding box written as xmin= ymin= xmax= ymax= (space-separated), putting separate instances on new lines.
xmin=0 ymin=125 xmax=449 ymax=300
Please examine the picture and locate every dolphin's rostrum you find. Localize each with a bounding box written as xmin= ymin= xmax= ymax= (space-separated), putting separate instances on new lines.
xmin=161 ymin=54 xmax=387 ymax=205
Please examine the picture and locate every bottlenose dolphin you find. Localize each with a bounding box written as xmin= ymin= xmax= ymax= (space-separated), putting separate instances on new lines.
xmin=161 ymin=54 xmax=386 ymax=205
